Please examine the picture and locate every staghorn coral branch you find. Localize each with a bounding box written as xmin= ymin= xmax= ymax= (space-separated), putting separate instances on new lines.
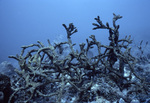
xmin=92 ymin=16 xmax=107 ymax=30
xmin=62 ymin=23 xmax=77 ymax=39
xmin=8 ymin=13 xmax=149 ymax=103
xmin=113 ymin=13 xmax=122 ymax=28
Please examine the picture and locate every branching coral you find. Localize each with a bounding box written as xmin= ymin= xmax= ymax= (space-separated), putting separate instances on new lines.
xmin=8 ymin=13 xmax=150 ymax=103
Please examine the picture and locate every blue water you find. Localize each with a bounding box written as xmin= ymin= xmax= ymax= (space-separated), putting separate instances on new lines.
xmin=0 ymin=0 xmax=150 ymax=63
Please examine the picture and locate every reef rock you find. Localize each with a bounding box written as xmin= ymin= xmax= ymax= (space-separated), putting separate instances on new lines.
xmin=0 ymin=61 xmax=15 ymax=77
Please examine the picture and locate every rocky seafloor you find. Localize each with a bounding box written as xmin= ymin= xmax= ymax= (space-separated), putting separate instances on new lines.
xmin=0 ymin=56 xmax=150 ymax=103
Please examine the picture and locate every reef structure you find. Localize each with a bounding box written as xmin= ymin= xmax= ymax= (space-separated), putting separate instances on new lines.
xmin=7 ymin=13 xmax=150 ymax=103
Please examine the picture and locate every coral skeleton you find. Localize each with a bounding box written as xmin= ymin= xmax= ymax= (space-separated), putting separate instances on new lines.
xmin=6 ymin=13 xmax=150 ymax=103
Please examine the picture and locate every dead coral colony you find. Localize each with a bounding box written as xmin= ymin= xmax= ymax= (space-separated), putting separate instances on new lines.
xmin=8 ymin=13 xmax=149 ymax=103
